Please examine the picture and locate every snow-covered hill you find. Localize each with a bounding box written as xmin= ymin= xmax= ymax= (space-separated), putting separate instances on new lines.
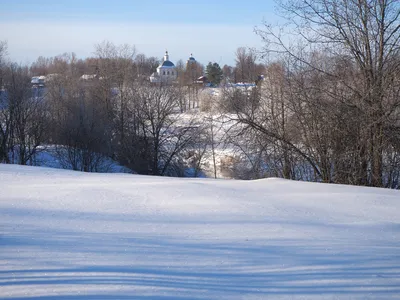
xmin=1 ymin=164 xmax=399 ymax=299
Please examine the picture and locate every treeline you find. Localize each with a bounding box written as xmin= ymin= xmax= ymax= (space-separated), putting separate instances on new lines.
xmin=218 ymin=0 xmax=400 ymax=188
xmin=0 ymin=39 xmax=265 ymax=178
xmin=0 ymin=41 xmax=211 ymax=175
xmin=29 ymin=43 xmax=159 ymax=81
xmin=0 ymin=0 xmax=399 ymax=189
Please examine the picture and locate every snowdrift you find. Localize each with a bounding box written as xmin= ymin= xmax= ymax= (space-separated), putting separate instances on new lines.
xmin=1 ymin=164 xmax=399 ymax=299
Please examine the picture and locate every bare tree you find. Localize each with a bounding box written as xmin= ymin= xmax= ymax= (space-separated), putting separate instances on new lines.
xmin=0 ymin=41 xmax=9 ymax=162
xmin=234 ymin=47 xmax=264 ymax=83
xmin=0 ymin=41 xmax=8 ymax=90
xmin=127 ymin=84 xmax=200 ymax=176
xmin=251 ymin=0 xmax=400 ymax=187
xmin=0 ymin=62 xmax=49 ymax=165
xmin=134 ymin=53 xmax=159 ymax=79
xmin=44 ymin=55 xmax=113 ymax=172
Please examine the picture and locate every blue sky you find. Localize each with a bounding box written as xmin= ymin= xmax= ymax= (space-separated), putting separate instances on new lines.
xmin=0 ymin=0 xmax=279 ymax=66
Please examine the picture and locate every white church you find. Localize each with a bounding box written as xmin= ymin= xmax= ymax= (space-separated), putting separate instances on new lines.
xmin=150 ymin=51 xmax=177 ymax=84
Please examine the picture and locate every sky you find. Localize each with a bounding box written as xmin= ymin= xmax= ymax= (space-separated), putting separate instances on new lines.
xmin=0 ymin=0 xmax=280 ymax=66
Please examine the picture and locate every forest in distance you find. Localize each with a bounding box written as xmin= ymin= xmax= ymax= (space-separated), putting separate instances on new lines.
xmin=0 ymin=0 xmax=399 ymax=189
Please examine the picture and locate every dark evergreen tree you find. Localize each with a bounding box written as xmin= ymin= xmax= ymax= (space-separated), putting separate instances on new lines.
xmin=206 ymin=62 xmax=223 ymax=86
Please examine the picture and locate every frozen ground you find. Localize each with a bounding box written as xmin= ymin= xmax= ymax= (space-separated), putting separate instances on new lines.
xmin=1 ymin=164 xmax=399 ymax=299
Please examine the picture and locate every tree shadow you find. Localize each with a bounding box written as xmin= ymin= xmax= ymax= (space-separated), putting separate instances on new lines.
xmin=1 ymin=206 xmax=400 ymax=299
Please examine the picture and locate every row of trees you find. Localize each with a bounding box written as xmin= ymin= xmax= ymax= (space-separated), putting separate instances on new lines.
xmin=203 ymin=48 xmax=265 ymax=85
xmin=0 ymin=41 xmax=210 ymax=175
xmin=30 ymin=45 xmax=160 ymax=81
xmin=29 ymin=46 xmax=265 ymax=88
xmin=1 ymin=0 xmax=399 ymax=188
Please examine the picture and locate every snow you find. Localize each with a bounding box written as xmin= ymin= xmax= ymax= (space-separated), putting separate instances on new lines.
xmin=80 ymin=74 xmax=97 ymax=80
xmin=1 ymin=164 xmax=399 ymax=299
xmin=31 ymin=76 xmax=46 ymax=84
xmin=26 ymin=145 xmax=132 ymax=174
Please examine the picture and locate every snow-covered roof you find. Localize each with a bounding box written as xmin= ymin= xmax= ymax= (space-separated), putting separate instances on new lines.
xmin=234 ymin=82 xmax=256 ymax=87
xmin=31 ymin=74 xmax=60 ymax=84
xmin=31 ymin=76 xmax=46 ymax=84
xmin=80 ymin=74 xmax=97 ymax=80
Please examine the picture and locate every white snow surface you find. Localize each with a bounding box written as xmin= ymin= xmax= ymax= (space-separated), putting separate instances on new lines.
xmin=1 ymin=164 xmax=399 ymax=299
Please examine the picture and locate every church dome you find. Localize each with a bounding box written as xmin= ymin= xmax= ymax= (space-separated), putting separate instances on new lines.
xmin=159 ymin=51 xmax=175 ymax=68
xmin=161 ymin=60 xmax=175 ymax=67
xmin=188 ymin=53 xmax=196 ymax=63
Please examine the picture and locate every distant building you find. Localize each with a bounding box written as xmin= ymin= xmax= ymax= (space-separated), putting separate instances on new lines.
xmin=31 ymin=76 xmax=47 ymax=99
xmin=80 ymin=74 xmax=98 ymax=81
xmin=31 ymin=74 xmax=59 ymax=88
xmin=31 ymin=74 xmax=60 ymax=98
xmin=196 ymin=75 xmax=209 ymax=85
xmin=31 ymin=76 xmax=46 ymax=87
xmin=149 ymin=51 xmax=177 ymax=84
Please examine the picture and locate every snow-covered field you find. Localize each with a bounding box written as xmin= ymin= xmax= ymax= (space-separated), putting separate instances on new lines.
xmin=1 ymin=164 xmax=399 ymax=299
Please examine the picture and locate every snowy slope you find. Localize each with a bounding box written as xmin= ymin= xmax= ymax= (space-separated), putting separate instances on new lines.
xmin=1 ymin=164 xmax=399 ymax=299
